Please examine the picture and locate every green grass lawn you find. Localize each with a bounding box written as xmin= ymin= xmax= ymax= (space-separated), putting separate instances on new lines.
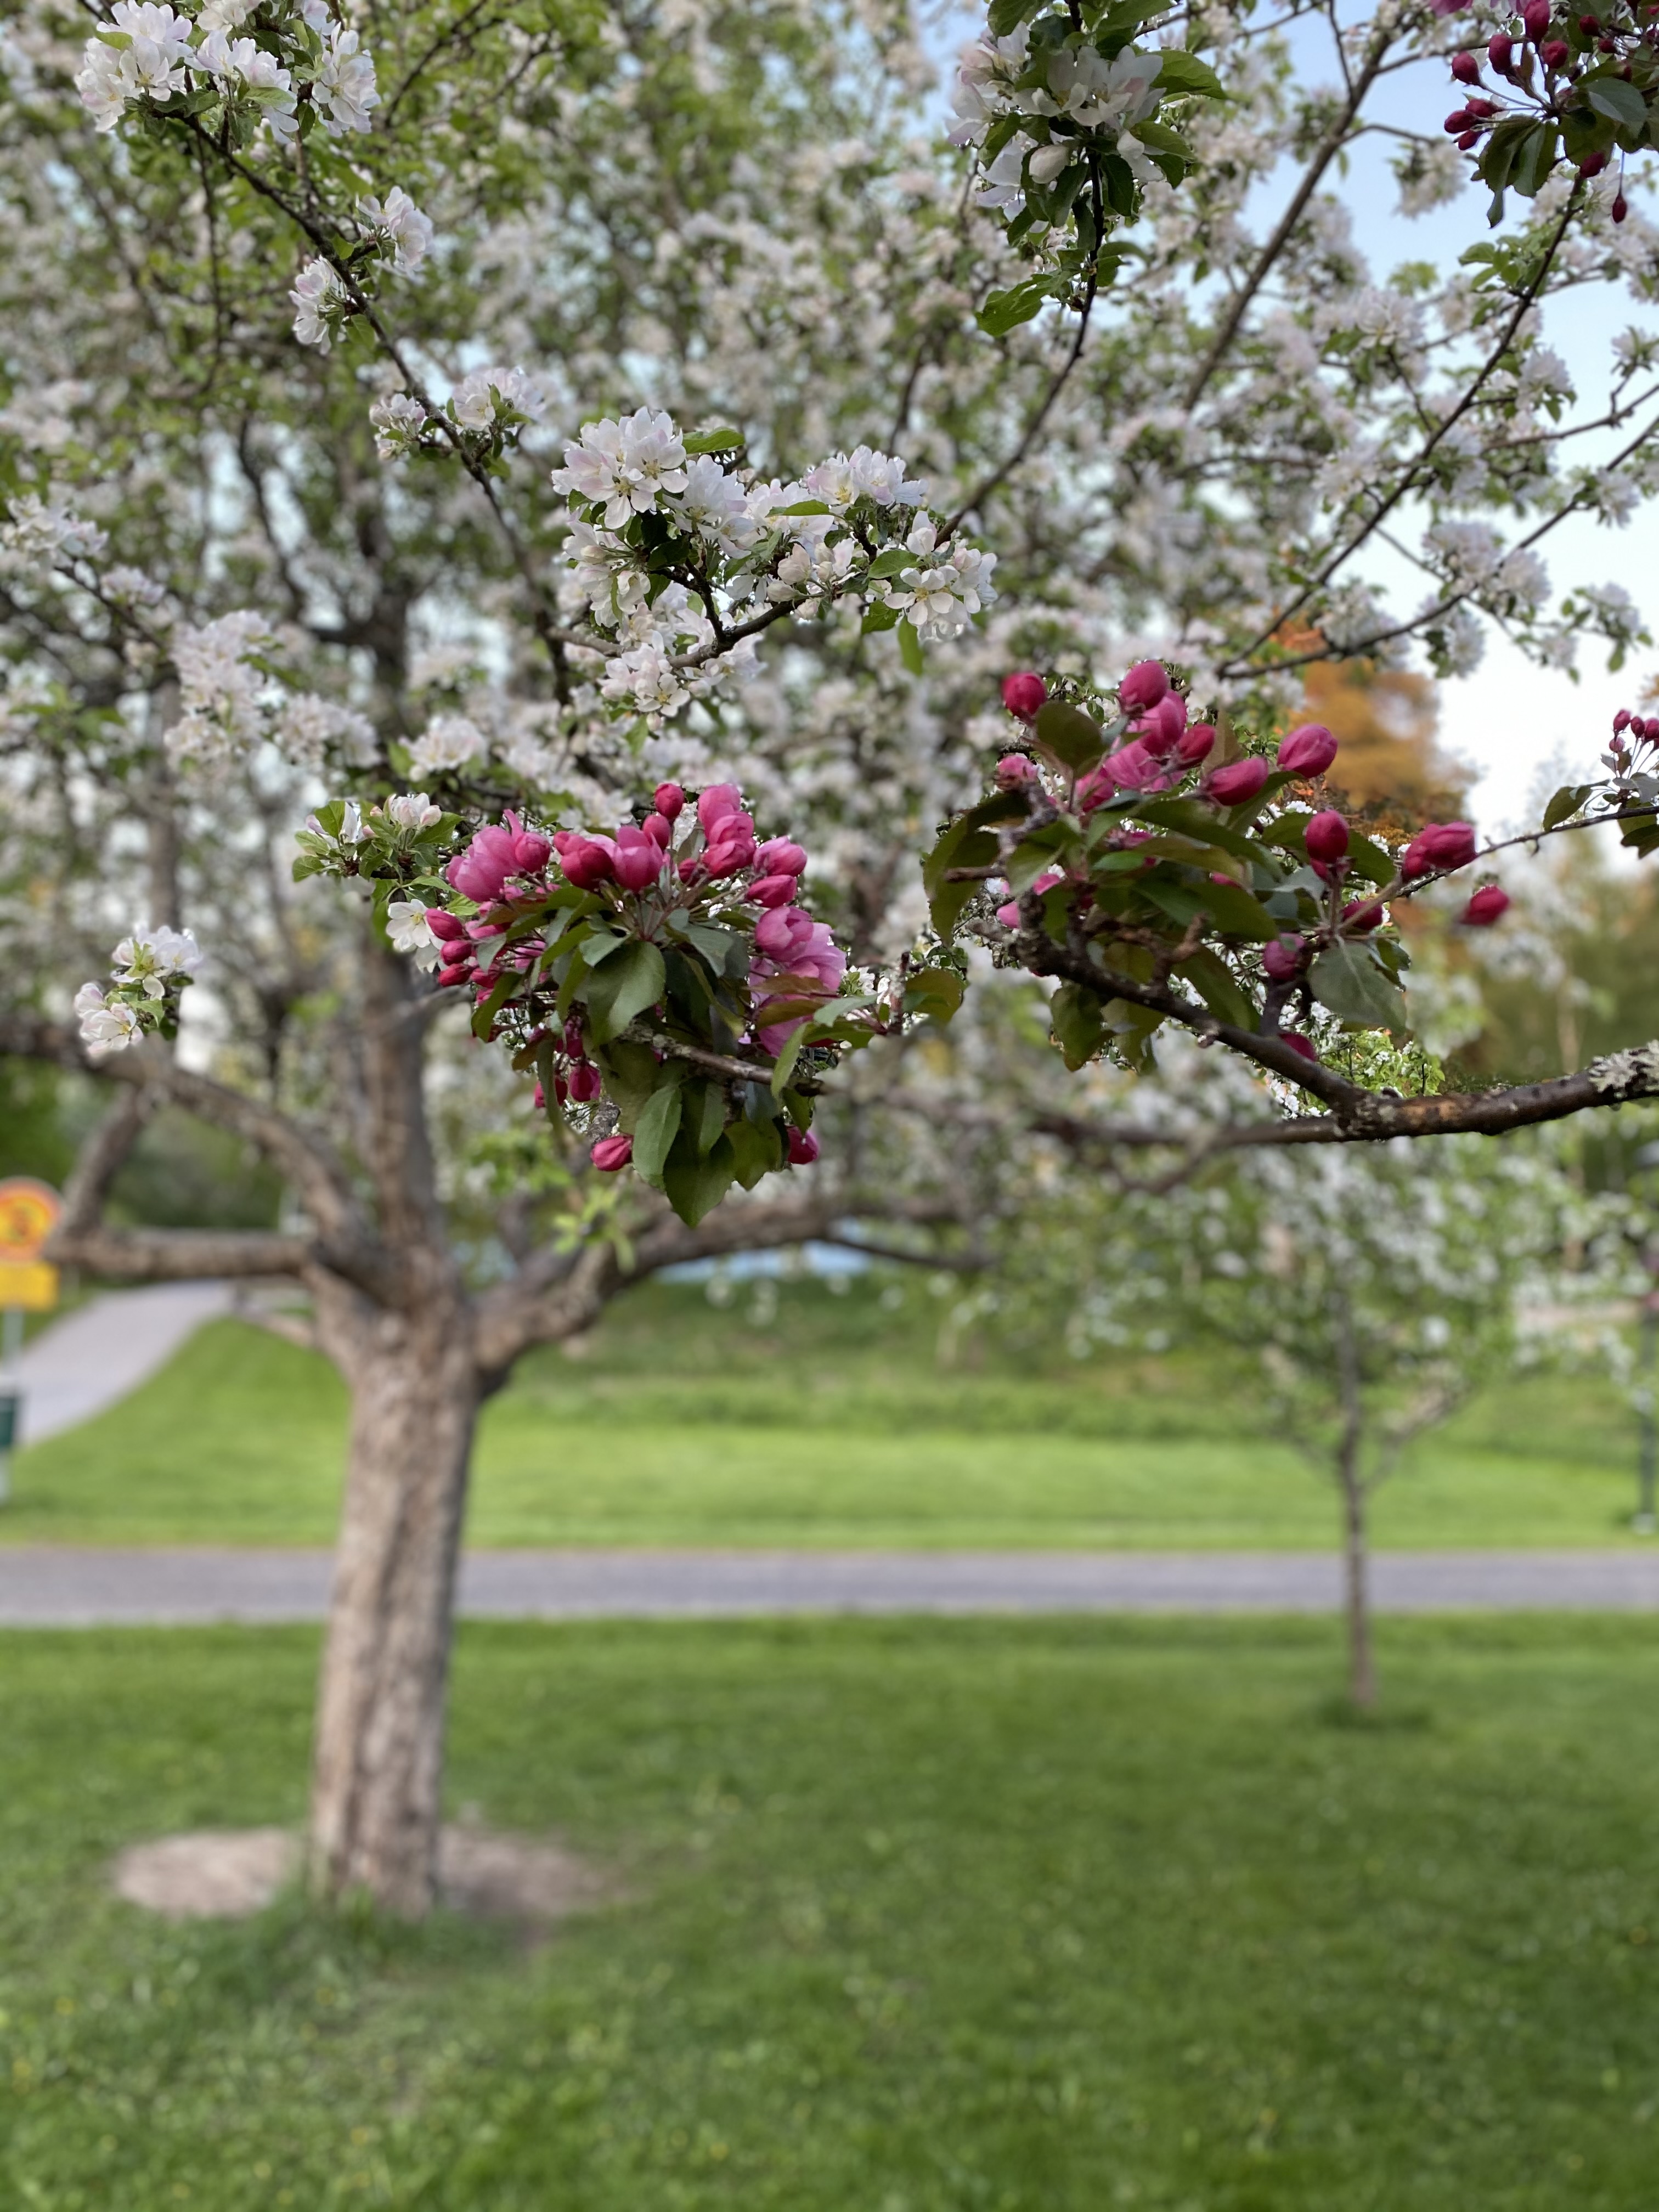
xmin=2 ymin=1616 xmax=1658 ymax=2207
xmin=1 ymin=1276 xmax=1650 ymax=1547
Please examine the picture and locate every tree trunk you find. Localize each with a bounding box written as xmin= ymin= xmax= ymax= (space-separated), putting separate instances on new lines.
xmin=1339 ymin=1447 xmax=1376 ymax=1711
xmin=309 ymin=1307 xmax=479 ymax=1915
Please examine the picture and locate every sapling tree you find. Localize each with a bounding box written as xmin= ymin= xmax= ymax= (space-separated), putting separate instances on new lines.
xmin=9 ymin=0 xmax=1659 ymax=1910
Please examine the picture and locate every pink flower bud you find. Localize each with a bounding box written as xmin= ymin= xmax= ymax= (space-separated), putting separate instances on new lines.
xmin=1462 ymin=884 xmax=1511 ymax=927
xmin=563 ymin=1018 xmax=585 ymax=1058
xmin=1445 ymin=108 xmax=1472 ymax=132
xmin=643 ymin=811 xmax=674 ymax=847
xmin=1613 ymin=193 xmax=1629 ymax=224
xmin=1279 ymin=1031 xmax=1320 ymax=1066
xmin=653 ymin=782 xmax=685 ymax=820
xmin=1118 ymin=659 xmax=1170 ymax=713
xmin=1488 ymin=30 xmax=1514 ymax=66
xmin=1001 ymin=671 xmax=1047 ymax=720
xmin=1613 ymin=708 xmax=1632 ymax=735
xmin=1401 ymin=820 xmax=1477 ymax=877
xmin=754 ymin=838 xmax=808 ymax=876
xmin=995 ymin=753 xmax=1041 ymax=788
xmin=1451 ymin=49 xmax=1481 ymax=81
xmin=704 ymin=825 xmax=758 ymax=877
xmin=437 ymin=960 xmax=473 ymax=990
xmin=995 ymin=871 xmax=1063 ymax=927
xmin=755 ymin=905 xmax=814 ymax=960
xmin=1457 ymin=128 xmax=1480 ymax=149
xmin=1539 ymin=36 xmax=1568 ymax=64
xmin=1580 ymin=150 xmax=1609 ymax=178
xmin=425 ymin=907 xmax=468 ymax=941
xmin=591 ymin=1134 xmax=633 ymax=1172
xmin=558 ymin=833 xmax=617 ymax=889
xmin=748 ymin=873 xmax=798 ymax=909
xmin=1305 ymin=810 xmax=1350 ymax=865
xmin=613 ymin=825 xmax=666 ymax=891
xmin=511 ymin=830 xmax=551 ymax=873
xmin=1522 ymin=0 xmax=1549 ymax=38
xmin=1206 ymin=757 xmax=1269 ymax=805
xmin=1277 ymin=723 xmax=1339 ymax=776
xmin=1341 ymin=896 xmax=1385 ymax=934
xmin=568 ymin=1060 xmax=604 ymax=1102
xmin=1136 ymin=692 xmax=1188 ymax=754
xmin=787 ymin=1126 xmax=821 ymax=1166
xmin=1262 ymin=934 xmax=1305 ymax=981
xmin=697 ymin=782 xmax=744 ymax=830
xmin=532 ymin=1082 xmax=545 ymax=1110
xmin=1178 ymin=723 xmax=1216 ymax=765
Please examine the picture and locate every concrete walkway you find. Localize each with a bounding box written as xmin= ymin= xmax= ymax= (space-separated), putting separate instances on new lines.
xmin=5 ymin=1282 xmax=233 ymax=1444
xmin=1 ymin=1546 xmax=1656 ymax=1626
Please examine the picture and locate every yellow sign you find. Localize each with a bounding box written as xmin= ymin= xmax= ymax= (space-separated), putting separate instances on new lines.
xmin=0 ymin=1178 xmax=61 ymax=1264
xmin=0 ymin=1181 xmax=61 ymax=1313
xmin=0 ymin=1259 xmax=58 ymax=1311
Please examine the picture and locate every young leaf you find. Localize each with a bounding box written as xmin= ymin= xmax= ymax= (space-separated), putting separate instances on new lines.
xmin=1156 ymin=50 xmax=1226 ymax=99
xmin=682 ymin=426 xmax=744 ymax=454
xmin=662 ymin=1130 xmax=737 ymax=1226
xmin=1033 ymin=698 xmax=1105 ymax=772
xmin=1050 ymin=981 xmax=1106 ymax=1070
xmin=1309 ymin=941 xmax=1407 ymax=1031
xmin=582 ymin=939 xmax=666 ymax=1044
xmin=630 ymin=1080 xmax=684 ymax=1186
xmin=898 ymin=619 xmax=925 ymax=676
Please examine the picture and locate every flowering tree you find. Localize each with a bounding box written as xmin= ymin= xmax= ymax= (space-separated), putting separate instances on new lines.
xmin=8 ymin=0 xmax=1659 ymax=1908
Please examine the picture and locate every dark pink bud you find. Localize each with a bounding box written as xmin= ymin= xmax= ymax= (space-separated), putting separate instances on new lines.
xmin=697 ymin=782 xmax=744 ymax=830
xmin=613 ymin=825 xmax=666 ymax=891
xmin=1462 ymin=884 xmax=1511 ymax=927
xmin=1206 ymin=757 xmax=1269 ymax=805
xmin=755 ymin=905 xmax=814 ymax=960
xmin=445 ymin=822 xmax=520 ymax=905
xmin=1001 ymin=671 xmax=1047 ymax=720
xmin=1522 ymin=0 xmax=1550 ymax=39
xmin=563 ymin=1017 xmax=585 ymax=1058
xmin=1488 ymin=30 xmax=1514 ymax=67
xmin=511 ymin=830 xmax=551 ymax=873
xmin=995 ymin=752 xmax=1041 ymax=788
xmin=1402 ymin=820 xmax=1478 ymax=877
xmin=1579 ymin=150 xmax=1609 ymax=177
xmin=653 ymin=782 xmax=685 ymax=820
xmin=1451 ymin=49 xmax=1481 ymax=81
xmin=568 ymin=1060 xmax=604 ymax=1102
xmin=1305 ymin=809 xmax=1350 ymax=864
xmin=1277 ymin=723 xmax=1339 ymax=776
xmin=1177 ymin=723 xmax=1216 ymax=765
xmin=437 ymin=960 xmax=473 ymax=990
xmin=1280 ymin=1031 xmax=1320 ymax=1066
xmin=787 ymin=1126 xmax=821 ymax=1166
xmin=558 ymin=834 xmax=617 ymax=889
xmin=1540 ymin=36 xmax=1570 ymax=64
xmin=748 ymin=873 xmax=798 ymax=909
xmin=643 ymin=811 xmax=674 ymax=847
xmin=1136 ymin=692 xmax=1188 ymax=754
xmin=1445 ymin=108 xmax=1472 ymax=132
xmin=1118 ymin=659 xmax=1169 ymax=713
xmin=590 ymin=1134 xmax=633 ymax=1172
xmin=1457 ymin=128 xmax=1481 ymax=149
xmin=1262 ymin=934 xmax=1305 ymax=981
xmin=754 ymin=837 xmax=808 ymax=876
xmin=704 ymin=826 xmax=758 ymax=877
xmin=425 ymin=907 xmax=468 ymax=941
xmin=1342 ymin=897 xmax=1385 ymax=934
xmin=1613 ymin=707 xmax=1632 ymax=734
xmin=1613 ymin=193 xmax=1629 ymax=224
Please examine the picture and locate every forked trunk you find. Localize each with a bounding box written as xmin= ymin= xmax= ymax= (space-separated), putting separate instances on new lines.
xmin=309 ymin=1311 xmax=479 ymax=1915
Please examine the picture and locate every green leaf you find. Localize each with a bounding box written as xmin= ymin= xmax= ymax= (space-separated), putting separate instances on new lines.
xmin=1511 ymin=122 xmax=1559 ymax=199
xmin=903 ymin=967 xmax=967 ymax=1025
xmin=1346 ymin=832 xmax=1396 ymax=889
xmin=726 ymin=1114 xmax=782 ymax=1190
xmin=1542 ymin=782 xmax=1593 ymax=831
xmin=1585 ymin=75 xmax=1647 ymax=132
xmin=682 ymin=426 xmax=744 ymax=454
xmin=898 ymin=619 xmax=925 ymax=676
xmin=986 ymin=0 xmax=1040 ymax=33
xmin=1007 ymin=820 xmax=1076 ymax=893
xmin=861 ymin=600 xmax=901 ymax=634
xmin=662 ymin=1131 xmax=736 ymax=1226
xmin=864 ymin=546 xmax=913 ymax=580
xmin=1176 ymin=948 xmax=1256 ymax=1031
xmin=582 ymin=939 xmax=665 ymax=1044
xmin=1309 ymin=941 xmax=1408 ymax=1032
xmin=595 ymin=1039 xmax=664 ymax=1127
xmin=684 ymin=1077 xmax=727 ymax=1159
xmin=631 ymin=1081 xmax=684 ymax=1186
xmin=975 ymin=277 xmax=1059 ymax=337
xmin=1050 ymin=981 xmax=1106 ymax=1070
xmin=1033 ymin=699 xmax=1105 ymax=774
xmin=774 ymin=499 xmax=832 ymax=517
xmin=1156 ymin=49 xmax=1226 ymax=99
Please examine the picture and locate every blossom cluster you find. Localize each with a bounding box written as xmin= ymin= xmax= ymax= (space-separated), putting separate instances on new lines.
xmin=76 ymin=1 xmax=376 ymax=144
xmin=929 ymin=661 xmax=1516 ymax=1077
xmin=168 ymin=610 xmax=375 ymax=771
xmin=369 ymin=367 xmax=544 ymax=458
xmin=73 ymin=923 xmax=202 ymax=1052
xmin=540 ymin=408 xmax=996 ymax=727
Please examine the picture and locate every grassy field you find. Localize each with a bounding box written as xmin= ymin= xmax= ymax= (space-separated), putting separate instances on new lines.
xmin=1 ymin=1276 xmax=1649 ymax=1548
xmin=2 ymin=1615 xmax=1657 ymax=2207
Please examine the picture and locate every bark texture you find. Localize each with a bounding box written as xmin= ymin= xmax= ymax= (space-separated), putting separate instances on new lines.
xmin=309 ymin=1302 xmax=479 ymax=1915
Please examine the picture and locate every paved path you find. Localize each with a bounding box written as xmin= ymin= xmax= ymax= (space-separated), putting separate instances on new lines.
xmin=5 ymin=1282 xmax=232 ymax=1444
xmin=1 ymin=1546 xmax=1657 ymax=1626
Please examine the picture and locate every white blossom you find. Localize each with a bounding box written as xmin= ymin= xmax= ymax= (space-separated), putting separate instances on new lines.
xmin=73 ymin=984 xmax=142 ymax=1051
xmin=312 ymin=23 xmax=377 ymax=135
xmin=370 ymin=392 xmax=427 ymax=460
xmin=551 ymin=408 xmax=689 ymax=527
xmin=359 ymin=187 xmax=433 ymax=275
xmin=449 ymin=365 xmax=544 ymax=433
xmin=75 ymin=3 xmax=192 ymax=132
xmin=405 ymin=713 xmax=486 ymax=776
xmin=0 ymin=494 xmax=108 ymax=572
xmin=386 ymin=898 xmax=442 ymax=967
xmin=112 ymin=922 xmax=202 ymax=994
xmin=290 ymin=258 xmax=350 ymax=352
xmin=600 ymin=638 xmax=690 ymax=722
xmin=385 ymin=791 xmax=442 ymax=832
